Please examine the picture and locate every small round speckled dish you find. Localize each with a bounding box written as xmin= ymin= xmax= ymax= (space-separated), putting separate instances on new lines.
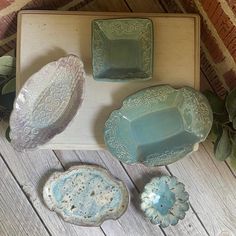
xmin=43 ymin=164 xmax=129 ymax=227
xmin=140 ymin=176 xmax=189 ymax=228
xmin=10 ymin=55 xmax=85 ymax=151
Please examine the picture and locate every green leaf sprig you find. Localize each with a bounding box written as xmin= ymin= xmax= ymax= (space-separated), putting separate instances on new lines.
xmin=204 ymin=89 xmax=236 ymax=168
xmin=0 ymin=55 xmax=16 ymax=142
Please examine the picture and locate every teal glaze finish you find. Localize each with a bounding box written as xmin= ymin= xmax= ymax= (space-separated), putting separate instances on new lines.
xmin=43 ymin=165 xmax=129 ymax=226
xmin=140 ymin=176 xmax=189 ymax=227
xmin=104 ymin=85 xmax=213 ymax=166
xmin=154 ymin=182 xmax=176 ymax=215
xmin=92 ymin=18 xmax=153 ymax=81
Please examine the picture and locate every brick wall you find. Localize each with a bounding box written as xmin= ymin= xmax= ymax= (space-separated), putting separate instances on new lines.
xmin=160 ymin=0 xmax=236 ymax=94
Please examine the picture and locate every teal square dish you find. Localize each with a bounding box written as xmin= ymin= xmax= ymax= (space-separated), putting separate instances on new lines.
xmin=92 ymin=18 xmax=153 ymax=81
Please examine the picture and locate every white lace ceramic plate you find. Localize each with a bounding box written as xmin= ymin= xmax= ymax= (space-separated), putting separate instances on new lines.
xmin=10 ymin=55 xmax=85 ymax=151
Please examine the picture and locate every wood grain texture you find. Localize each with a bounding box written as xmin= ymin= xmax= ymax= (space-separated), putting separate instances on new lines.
xmin=54 ymin=150 xmax=166 ymax=236
xmin=0 ymin=123 xmax=105 ymax=236
xmin=54 ymin=149 xmax=211 ymax=236
xmin=79 ymin=0 xmax=129 ymax=11
xmin=0 ymin=155 xmax=49 ymax=236
xmin=124 ymin=0 xmax=163 ymax=12
xmin=1 ymin=1 xmax=235 ymax=236
xmin=203 ymin=140 xmax=236 ymax=178
xmin=123 ymin=163 xmax=209 ymax=236
xmin=167 ymin=144 xmax=236 ymax=235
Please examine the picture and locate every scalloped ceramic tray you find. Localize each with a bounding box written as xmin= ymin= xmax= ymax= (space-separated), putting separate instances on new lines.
xmin=43 ymin=165 xmax=129 ymax=226
xmin=92 ymin=18 xmax=153 ymax=81
xmin=10 ymin=55 xmax=85 ymax=151
xmin=104 ymin=85 xmax=213 ymax=166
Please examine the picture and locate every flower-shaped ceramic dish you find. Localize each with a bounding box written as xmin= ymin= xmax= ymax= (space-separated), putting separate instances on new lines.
xmin=140 ymin=176 xmax=189 ymax=227
xmin=104 ymin=85 xmax=213 ymax=166
xmin=43 ymin=164 xmax=129 ymax=226
xmin=10 ymin=55 xmax=85 ymax=151
xmin=92 ymin=18 xmax=153 ymax=81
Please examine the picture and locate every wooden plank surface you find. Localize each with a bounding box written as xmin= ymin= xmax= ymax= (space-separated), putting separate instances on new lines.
xmin=0 ymin=123 xmax=105 ymax=236
xmin=123 ymin=163 xmax=209 ymax=236
xmin=0 ymin=155 xmax=49 ymax=236
xmin=125 ymin=0 xmax=163 ymax=12
xmin=54 ymin=149 xmax=210 ymax=236
xmin=167 ymin=144 xmax=236 ymax=235
xmin=1 ymin=0 xmax=236 ymax=236
xmin=54 ymin=150 xmax=166 ymax=236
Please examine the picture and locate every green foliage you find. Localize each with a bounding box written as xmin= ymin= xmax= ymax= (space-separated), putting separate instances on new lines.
xmin=0 ymin=56 xmax=16 ymax=142
xmin=226 ymin=88 xmax=236 ymax=123
xmin=204 ymin=89 xmax=236 ymax=169
xmin=214 ymin=128 xmax=232 ymax=161
xmin=5 ymin=126 xmax=11 ymax=142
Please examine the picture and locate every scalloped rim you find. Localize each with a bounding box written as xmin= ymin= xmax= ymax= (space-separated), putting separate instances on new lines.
xmin=9 ymin=54 xmax=85 ymax=151
xmin=92 ymin=18 xmax=153 ymax=81
xmin=104 ymin=85 xmax=213 ymax=166
xmin=140 ymin=176 xmax=190 ymax=227
xmin=43 ymin=164 xmax=130 ymax=227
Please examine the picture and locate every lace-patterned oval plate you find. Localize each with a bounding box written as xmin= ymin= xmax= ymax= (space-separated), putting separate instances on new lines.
xmin=43 ymin=164 xmax=129 ymax=226
xmin=104 ymin=85 xmax=213 ymax=166
xmin=10 ymin=55 xmax=85 ymax=151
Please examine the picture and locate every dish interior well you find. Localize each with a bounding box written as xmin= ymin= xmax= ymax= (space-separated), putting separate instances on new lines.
xmin=122 ymin=107 xmax=199 ymax=161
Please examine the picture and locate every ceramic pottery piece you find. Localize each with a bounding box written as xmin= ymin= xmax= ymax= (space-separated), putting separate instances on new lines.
xmin=140 ymin=176 xmax=189 ymax=227
xmin=104 ymin=85 xmax=213 ymax=166
xmin=43 ymin=165 xmax=129 ymax=226
xmin=10 ymin=55 xmax=85 ymax=151
xmin=92 ymin=18 xmax=153 ymax=81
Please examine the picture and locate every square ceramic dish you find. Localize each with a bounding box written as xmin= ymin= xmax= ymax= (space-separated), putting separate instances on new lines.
xmin=92 ymin=18 xmax=153 ymax=81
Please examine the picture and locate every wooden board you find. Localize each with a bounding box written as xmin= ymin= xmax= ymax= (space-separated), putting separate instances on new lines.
xmin=17 ymin=11 xmax=200 ymax=149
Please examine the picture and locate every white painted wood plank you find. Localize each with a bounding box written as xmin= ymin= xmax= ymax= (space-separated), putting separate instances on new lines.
xmin=0 ymin=155 xmax=49 ymax=236
xmin=54 ymin=150 xmax=166 ymax=236
xmin=0 ymin=123 xmax=104 ymax=236
xmin=203 ymin=140 xmax=236 ymax=178
xmin=166 ymin=143 xmax=236 ymax=235
xmin=123 ymin=163 xmax=209 ymax=236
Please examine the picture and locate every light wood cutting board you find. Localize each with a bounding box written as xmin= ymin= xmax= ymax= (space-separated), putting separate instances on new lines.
xmin=17 ymin=11 xmax=200 ymax=149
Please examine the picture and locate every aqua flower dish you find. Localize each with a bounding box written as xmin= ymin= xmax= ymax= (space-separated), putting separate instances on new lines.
xmin=92 ymin=18 xmax=153 ymax=81
xmin=140 ymin=176 xmax=189 ymax=227
xmin=104 ymin=85 xmax=213 ymax=166
xmin=43 ymin=164 xmax=129 ymax=226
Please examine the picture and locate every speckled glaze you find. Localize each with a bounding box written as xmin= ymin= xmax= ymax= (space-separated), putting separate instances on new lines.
xmin=140 ymin=176 xmax=189 ymax=227
xmin=104 ymin=85 xmax=213 ymax=166
xmin=10 ymin=55 xmax=85 ymax=151
xmin=43 ymin=165 xmax=129 ymax=226
xmin=92 ymin=18 xmax=153 ymax=81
